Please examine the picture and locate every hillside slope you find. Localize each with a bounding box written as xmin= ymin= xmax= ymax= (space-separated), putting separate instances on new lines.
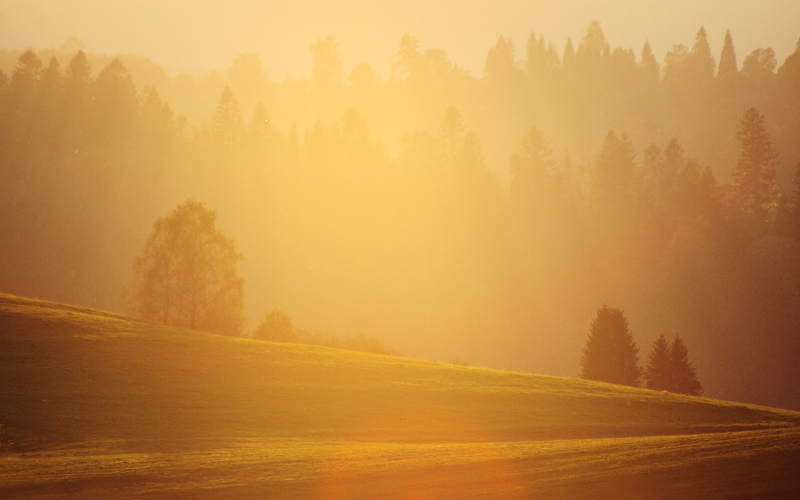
xmin=1 ymin=292 xmax=799 ymax=498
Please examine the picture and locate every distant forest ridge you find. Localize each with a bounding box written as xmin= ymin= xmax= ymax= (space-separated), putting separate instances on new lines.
xmin=1 ymin=22 xmax=798 ymax=179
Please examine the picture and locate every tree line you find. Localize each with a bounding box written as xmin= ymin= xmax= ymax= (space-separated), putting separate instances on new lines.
xmin=1 ymin=23 xmax=800 ymax=408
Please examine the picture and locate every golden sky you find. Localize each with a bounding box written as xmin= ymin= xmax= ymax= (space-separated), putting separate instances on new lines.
xmin=1 ymin=0 xmax=799 ymax=79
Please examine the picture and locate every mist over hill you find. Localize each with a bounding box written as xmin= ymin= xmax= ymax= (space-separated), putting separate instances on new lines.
xmin=1 ymin=22 xmax=800 ymax=410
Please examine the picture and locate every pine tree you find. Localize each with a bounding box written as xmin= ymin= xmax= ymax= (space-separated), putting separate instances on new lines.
xmin=580 ymin=306 xmax=642 ymax=387
xmin=311 ymin=34 xmax=342 ymax=91
xmin=718 ymin=31 xmax=738 ymax=80
xmin=644 ymin=334 xmax=672 ymax=390
xmin=640 ymin=41 xmax=660 ymax=85
xmin=212 ymin=86 xmax=244 ymax=148
xmin=484 ymin=36 xmax=517 ymax=81
xmin=644 ymin=334 xmax=703 ymax=395
xmin=690 ymin=27 xmax=715 ymax=80
xmin=732 ymin=107 xmax=779 ymax=216
xmin=591 ymin=130 xmax=636 ymax=207
xmin=669 ymin=334 xmax=703 ymax=395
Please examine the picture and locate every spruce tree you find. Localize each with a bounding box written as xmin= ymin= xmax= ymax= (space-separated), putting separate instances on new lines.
xmin=640 ymin=41 xmax=660 ymax=85
xmin=690 ymin=27 xmax=715 ymax=80
xmin=580 ymin=306 xmax=642 ymax=387
xmin=718 ymin=31 xmax=738 ymax=80
xmin=733 ymin=107 xmax=779 ymax=216
xmin=669 ymin=334 xmax=703 ymax=396
xmin=644 ymin=334 xmax=672 ymax=390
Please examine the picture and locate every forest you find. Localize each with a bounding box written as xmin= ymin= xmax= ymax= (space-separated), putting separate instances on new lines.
xmin=1 ymin=22 xmax=799 ymax=410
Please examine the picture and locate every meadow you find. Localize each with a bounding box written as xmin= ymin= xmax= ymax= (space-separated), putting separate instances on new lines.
xmin=1 ymin=292 xmax=799 ymax=498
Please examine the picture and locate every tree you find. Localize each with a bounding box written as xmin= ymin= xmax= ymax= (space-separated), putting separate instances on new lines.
xmin=212 ymin=86 xmax=244 ymax=149
xmin=509 ymin=126 xmax=553 ymax=205
xmin=93 ymin=59 xmax=138 ymax=145
xmin=640 ymin=41 xmax=660 ymax=85
xmin=669 ymin=334 xmax=703 ymax=395
xmin=253 ymin=309 xmax=295 ymax=342
xmin=732 ymin=108 xmax=779 ymax=216
xmin=689 ymin=27 xmax=715 ymax=81
xmin=484 ymin=36 xmax=518 ymax=82
xmin=718 ymin=31 xmax=738 ymax=81
xmin=311 ymin=34 xmax=342 ymax=91
xmin=123 ymin=200 xmax=245 ymax=336
xmin=644 ymin=333 xmax=703 ymax=395
xmin=644 ymin=334 xmax=672 ymax=390
xmin=396 ymin=33 xmax=422 ymax=79
xmin=580 ymin=306 xmax=642 ymax=387
xmin=591 ymin=130 xmax=636 ymax=207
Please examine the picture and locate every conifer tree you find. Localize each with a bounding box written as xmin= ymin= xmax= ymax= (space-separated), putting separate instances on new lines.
xmin=591 ymin=130 xmax=636 ymax=207
xmin=690 ymin=27 xmax=715 ymax=80
xmin=212 ymin=86 xmax=244 ymax=148
xmin=311 ymin=34 xmax=342 ymax=91
xmin=669 ymin=334 xmax=703 ymax=395
xmin=640 ymin=41 xmax=660 ymax=85
xmin=644 ymin=334 xmax=672 ymax=390
xmin=733 ymin=107 xmax=779 ymax=216
xmin=718 ymin=30 xmax=738 ymax=80
xmin=484 ymin=36 xmax=517 ymax=81
xmin=644 ymin=333 xmax=702 ymax=395
xmin=580 ymin=306 xmax=642 ymax=387
xmin=562 ymin=37 xmax=575 ymax=71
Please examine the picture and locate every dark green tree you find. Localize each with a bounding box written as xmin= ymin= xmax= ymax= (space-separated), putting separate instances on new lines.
xmin=123 ymin=200 xmax=245 ymax=336
xmin=732 ymin=108 xmax=779 ymax=216
xmin=580 ymin=305 xmax=642 ymax=387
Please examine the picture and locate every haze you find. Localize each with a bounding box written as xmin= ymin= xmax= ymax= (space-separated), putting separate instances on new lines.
xmin=1 ymin=0 xmax=800 ymax=413
xmin=2 ymin=0 xmax=799 ymax=79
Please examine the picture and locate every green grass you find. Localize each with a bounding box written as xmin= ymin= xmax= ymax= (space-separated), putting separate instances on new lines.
xmin=1 ymin=292 xmax=799 ymax=498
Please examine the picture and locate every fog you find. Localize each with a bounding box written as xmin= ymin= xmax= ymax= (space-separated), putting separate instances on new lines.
xmin=1 ymin=10 xmax=800 ymax=410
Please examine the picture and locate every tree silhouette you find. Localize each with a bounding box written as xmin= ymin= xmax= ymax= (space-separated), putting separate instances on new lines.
xmin=690 ymin=27 xmax=715 ymax=81
xmin=670 ymin=334 xmax=703 ymax=395
xmin=644 ymin=334 xmax=672 ymax=390
xmin=591 ymin=130 xmax=636 ymax=208
xmin=396 ymin=33 xmax=422 ymax=80
xmin=733 ymin=107 xmax=779 ymax=216
xmin=123 ymin=200 xmax=245 ymax=336
xmin=311 ymin=34 xmax=342 ymax=91
xmin=580 ymin=306 xmax=642 ymax=387
xmin=718 ymin=31 xmax=738 ymax=81
xmin=253 ymin=308 xmax=295 ymax=342
xmin=484 ymin=36 xmax=519 ymax=84
xmin=212 ymin=86 xmax=243 ymax=149
xmin=644 ymin=333 xmax=702 ymax=395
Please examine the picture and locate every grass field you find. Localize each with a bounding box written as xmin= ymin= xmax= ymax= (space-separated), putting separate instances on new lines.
xmin=1 ymin=292 xmax=799 ymax=498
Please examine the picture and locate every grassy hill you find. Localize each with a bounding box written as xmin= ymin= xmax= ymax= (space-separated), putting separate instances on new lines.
xmin=1 ymin=292 xmax=799 ymax=498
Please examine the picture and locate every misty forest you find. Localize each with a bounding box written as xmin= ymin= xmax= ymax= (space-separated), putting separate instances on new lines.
xmin=3 ymin=22 xmax=800 ymax=411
